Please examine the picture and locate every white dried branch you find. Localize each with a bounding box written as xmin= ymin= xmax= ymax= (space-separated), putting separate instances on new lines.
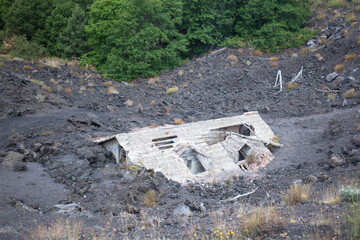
xmin=290 ymin=66 xmax=303 ymax=83
xmin=221 ymin=187 xmax=259 ymax=202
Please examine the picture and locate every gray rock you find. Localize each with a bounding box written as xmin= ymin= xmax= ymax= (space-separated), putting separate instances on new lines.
xmin=326 ymin=72 xmax=338 ymax=82
xmin=199 ymin=202 xmax=206 ymax=212
xmin=173 ymin=204 xmax=192 ymax=216
xmin=52 ymin=203 xmax=81 ymax=216
xmin=328 ymin=154 xmax=345 ymax=167
xmin=1 ymin=152 xmax=24 ymax=167
xmin=352 ymin=135 xmax=360 ymax=146
xmin=13 ymin=162 xmax=27 ymax=172
xmin=318 ymin=174 xmax=329 ymax=182
xmin=307 ymin=39 xmax=317 ymax=48
xmin=306 ymin=175 xmax=318 ymax=183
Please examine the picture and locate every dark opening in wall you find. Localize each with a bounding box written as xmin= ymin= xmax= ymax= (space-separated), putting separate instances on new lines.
xmin=180 ymin=147 xmax=208 ymax=175
xmin=152 ymin=136 xmax=177 ymax=150
xmin=238 ymin=144 xmax=251 ymax=161
xmin=238 ymin=124 xmax=255 ymax=136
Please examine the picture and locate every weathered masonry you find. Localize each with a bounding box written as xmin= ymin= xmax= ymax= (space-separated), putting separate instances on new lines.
xmin=95 ymin=111 xmax=281 ymax=182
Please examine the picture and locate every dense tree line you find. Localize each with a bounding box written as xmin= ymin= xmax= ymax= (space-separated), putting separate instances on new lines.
xmin=0 ymin=0 xmax=313 ymax=81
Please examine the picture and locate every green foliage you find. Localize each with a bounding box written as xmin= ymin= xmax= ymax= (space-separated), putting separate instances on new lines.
xmin=220 ymin=36 xmax=246 ymax=48
xmin=4 ymin=0 xmax=53 ymax=43
xmin=0 ymin=0 xmax=13 ymax=30
xmin=47 ymin=4 xmax=88 ymax=58
xmin=56 ymin=5 xmax=88 ymax=58
xmin=85 ymin=0 xmax=187 ymax=81
xmin=234 ymin=0 xmax=312 ymax=52
xmin=45 ymin=1 xmax=76 ymax=56
xmin=181 ymin=0 xmax=237 ymax=55
xmin=1 ymin=35 xmax=47 ymax=59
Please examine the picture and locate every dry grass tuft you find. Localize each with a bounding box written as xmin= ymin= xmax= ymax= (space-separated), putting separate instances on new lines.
xmin=300 ymin=48 xmax=309 ymax=55
xmin=269 ymin=56 xmax=279 ymax=62
xmin=23 ymin=65 xmax=32 ymax=70
xmin=320 ymin=185 xmax=341 ymax=204
xmin=345 ymin=53 xmax=358 ymax=61
xmin=174 ymin=119 xmax=185 ymax=125
xmin=101 ymin=81 xmax=112 ymax=87
xmin=346 ymin=13 xmax=356 ymax=23
xmin=272 ymin=136 xmax=280 ymax=143
xmin=343 ymin=89 xmax=356 ymax=99
xmin=254 ymin=50 xmax=262 ymax=56
xmin=166 ymin=86 xmax=179 ymax=95
xmin=327 ymin=93 xmax=337 ymax=101
xmin=28 ymin=219 xmax=83 ymax=240
xmin=64 ymin=88 xmax=72 ymax=95
xmin=228 ymin=54 xmax=238 ymax=62
xmin=241 ymin=205 xmax=286 ymax=237
xmin=125 ymin=99 xmax=134 ymax=107
xmin=282 ymin=183 xmax=311 ymax=205
xmin=287 ymin=82 xmax=299 ymax=89
xmin=143 ymin=190 xmax=159 ymax=207
xmin=357 ymin=39 xmax=360 ymax=46
xmin=334 ymin=64 xmax=344 ymax=72
xmin=271 ymin=61 xmax=279 ymax=67
xmin=246 ymin=153 xmax=256 ymax=164
xmin=342 ymin=29 xmax=349 ymax=36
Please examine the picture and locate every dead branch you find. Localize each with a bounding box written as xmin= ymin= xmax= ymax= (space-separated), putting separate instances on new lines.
xmin=315 ymin=87 xmax=341 ymax=93
xmin=274 ymin=70 xmax=283 ymax=93
xmin=290 ymin=66 xmax=303 ymax=83
xmin=221 ymin=187 xmax=259 ymax=202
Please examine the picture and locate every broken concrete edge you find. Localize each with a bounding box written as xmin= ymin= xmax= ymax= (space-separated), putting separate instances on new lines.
xmin=93 ymin=111 xmax=280 ymax=183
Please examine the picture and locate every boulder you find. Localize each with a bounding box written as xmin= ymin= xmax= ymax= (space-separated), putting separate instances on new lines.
xmin=1 ymin=152 xmax=24 ymax=167
xmin=306 ymin=175 xmax=318 ymax=183
xmin=328 ymin=154 xmax=345 ymax=167
xmin=326 ymin=72 xmax=338 ymax=82
xmin=173 ymin=204 xmax=192 ymax=216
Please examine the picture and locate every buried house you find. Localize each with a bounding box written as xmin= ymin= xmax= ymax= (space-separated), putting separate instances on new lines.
xmin=95 ymin=111 xmax=282 ymax=182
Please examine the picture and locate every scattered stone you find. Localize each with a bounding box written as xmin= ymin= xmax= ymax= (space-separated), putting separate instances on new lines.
xmin=173 ymin=204 xmax=192 ymax=216
xmin=328 ymin=154 xmax=345 ymax=167
xmin=13 ymin=162 xmax=27 ymax=172
xmin=199 ymin=202 xmax=206 ymax=212
xmin=305 ymin=175 xmax=318 ymax=183
xmin=246 ymin=60 xmax=251 ymax=66
xmin=318 ymin=174 xmax=329 ymax=182
xmin=1 ymin=152 xmax=24 ymax=167
xmin=326 ymin=72 xmax=338 ymax=82
xmin=52 ymin=203 xmax=82 ymax=216
xmin=178 ymin=70 xmax=184 ymax=76
xmin=307 ymin=39 xmax=317 ymax=48
xmin=352 ymin=135 xmax=360 ymax=146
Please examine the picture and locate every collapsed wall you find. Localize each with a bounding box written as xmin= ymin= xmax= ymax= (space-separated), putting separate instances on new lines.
xmin=94 ymin=111 xmax=281 ymax=182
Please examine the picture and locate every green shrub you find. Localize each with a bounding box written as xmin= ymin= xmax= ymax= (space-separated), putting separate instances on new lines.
xmin=344 ymin=204 xmax=360 ymax=240
xmin=0 ymin=35 xmax=47 ymax=59
xmin=339 ymin=186 xmax=360 ymax=202
xmin=84 ymin=0 xmax=187 ymax=81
